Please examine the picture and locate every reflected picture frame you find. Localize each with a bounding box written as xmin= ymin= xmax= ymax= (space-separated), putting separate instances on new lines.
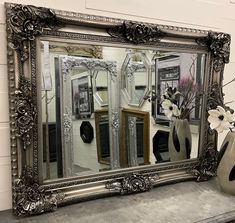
xmin=71 ymin=76 xmax=92 ymax=119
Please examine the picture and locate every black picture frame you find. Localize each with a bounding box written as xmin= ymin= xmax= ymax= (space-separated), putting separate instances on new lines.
xmin=71 ymin=76 xmax=92 ymax=119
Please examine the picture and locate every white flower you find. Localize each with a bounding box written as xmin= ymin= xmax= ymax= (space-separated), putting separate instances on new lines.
xmin=161 ymin=99 xmax=181 ymax=119
xmin=208 ymin=106 xmax=234 ymax=133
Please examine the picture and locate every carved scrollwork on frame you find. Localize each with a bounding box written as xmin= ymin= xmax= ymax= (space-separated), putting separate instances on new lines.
xmin=15 ymin=76 xmax=37 ymax=150
xmin=128 ymin=116 xmax=136 ymax=136
xmin=107 ymin=22 xmax=165 ymax=44
xmin=13 ymin=166 xmax=65 ymax=216
xmin=196 ymin=31 xmax=231 ymax=72
xmin=207 ymin=82 xmax=234 ymax=115
xmin=190 ymin=142 xmax=218 ymax=181
xmin=206 ymin=82 xmax=224 ymax=110
xmin=7 ymin=4 xmax=62 ymax=62
xmin=105 ymin=173 xmax=159 ymax=195
xmin=63 ymin=107 xmax=72 ymax=142
xmin=126 ymin=63 xmax=146 ymax=78
xmin=111 ymin=110 xmax=120 ymax=130
xmin=61 ymin=57 xmax=117 ymax=79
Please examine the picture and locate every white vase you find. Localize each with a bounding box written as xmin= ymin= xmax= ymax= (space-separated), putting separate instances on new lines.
xmin=217 ymin=131 xmax=235 ymax=195
xmin=168 ymin=119 xmax=192 ymax=161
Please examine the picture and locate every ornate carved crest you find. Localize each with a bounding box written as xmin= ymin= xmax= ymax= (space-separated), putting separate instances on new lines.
xmin=107 ymin=22 xmax=165 ymax=44
xmin=105 ymin=173 xmax=159 ymax=194
xmin=196 ymin=32 xmax=231 ymax=72
xmin=13 ymin=166 xmax=65 ymax=216
xmin=15 ymin=76 xmax=36 ymax=150
xmin=7 ymin=4 xmax=62 ymax=61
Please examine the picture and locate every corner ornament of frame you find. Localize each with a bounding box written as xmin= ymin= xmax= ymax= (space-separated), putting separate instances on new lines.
xmin=196 ymin=31 xmax=231 ymax=72
xmin=13 ymin=166 xmax=65 ymax=216
xmin=7 ymin=4 xmax=62 ymax=62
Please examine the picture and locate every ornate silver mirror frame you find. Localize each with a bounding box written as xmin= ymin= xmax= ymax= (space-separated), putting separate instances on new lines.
xmin=5 ymin=2 xmax=230 ymax=216
xmin=59 ymin=56 xmax=119 ymax=177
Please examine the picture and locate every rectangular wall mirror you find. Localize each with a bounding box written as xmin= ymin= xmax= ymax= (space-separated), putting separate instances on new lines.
xmin=5 ymin=2 xmax=231 ymax=216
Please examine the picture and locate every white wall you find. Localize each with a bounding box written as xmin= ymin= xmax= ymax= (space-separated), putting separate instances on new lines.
xmin=1 ymin=0 xmax=235 ymax=211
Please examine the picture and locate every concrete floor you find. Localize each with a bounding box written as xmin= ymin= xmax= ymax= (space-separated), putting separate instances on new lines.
xmin=1 ymin=178 xmax=235 ymax=223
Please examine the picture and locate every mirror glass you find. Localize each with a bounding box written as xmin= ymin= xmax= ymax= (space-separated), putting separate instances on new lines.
xmin=94 ymin=70 xmax=108 ymax=106
xmin=40 ymin=40 xmax=206 ymax=181
xmin=121 ymin=110 xmax=150 ymax=168
xmin=151 ymin=52 xmax=205 ymax=163
xmin=122 ymin=51 xmax=151 ymax=106
xmin=95 ymin=111 xmax=110 ymax=166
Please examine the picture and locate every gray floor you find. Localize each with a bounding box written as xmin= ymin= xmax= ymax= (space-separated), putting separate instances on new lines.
xmin=1 ymin=178 xmax=235 ymax=223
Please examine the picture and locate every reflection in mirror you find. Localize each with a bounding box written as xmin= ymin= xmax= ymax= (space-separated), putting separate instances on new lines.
xmin=151 ymin=52 xmax=206 ymax=163
xmin=71 ymin=68 xmax=93 ymax=119
xmin=122 ymin=50 xmax=151 ymax=106
xmin=40 ymin=40 xmax=206 ymax=181
xmin=93 ymin=70 xmax=108 ymax=106
xmin=95 ymin=110 xmax=110 ymax=166
xmin=64 ymin=58 xmax=112 ymax=178
xmin=41 ymin=41 xmax=117 ymax=180
xmin=121 ymin=109 xmax=150 ymax=168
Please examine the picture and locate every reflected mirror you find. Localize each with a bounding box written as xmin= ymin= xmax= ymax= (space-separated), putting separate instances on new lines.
xmin=122 ymin=51 xmax=151 ymax=106
xmin=41 ymin=42 xmax=118 ymax=180
xmin=95 ymin=110 xmax=110 ymax=166
xmin=40 ymin=41 xmax=206 ymax=180
xmin=121 ymin=109 xmax=150 ymax=167
xmin=93 ymin=70 xmax=108 ymax=106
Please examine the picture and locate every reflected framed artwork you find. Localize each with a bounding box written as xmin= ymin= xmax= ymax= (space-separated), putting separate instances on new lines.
xmin=71 ymin=76 xmax=92 ymax=118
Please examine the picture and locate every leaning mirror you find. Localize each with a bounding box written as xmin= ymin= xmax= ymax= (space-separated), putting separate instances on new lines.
xmin=6 ymin=2 xmax=231 ymax=216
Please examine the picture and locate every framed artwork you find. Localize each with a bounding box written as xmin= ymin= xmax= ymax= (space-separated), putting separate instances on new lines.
xmin=156 ymin=65 xmax=180 ymax=117
xmin=71 ymin=76 xmax=92 ymax=118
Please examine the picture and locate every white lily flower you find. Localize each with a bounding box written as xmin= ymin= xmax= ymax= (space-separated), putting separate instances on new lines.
xmin=208 ymin=106 xmax=234 ymax=133
xmin=161 ymin=99 xmax=181 ymax=119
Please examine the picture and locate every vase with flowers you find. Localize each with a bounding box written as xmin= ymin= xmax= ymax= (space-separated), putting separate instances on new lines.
xmin=161 ymin=76 xmax=201 ymax=161
xmin=207 ymin=105 xmax=235 ymax=195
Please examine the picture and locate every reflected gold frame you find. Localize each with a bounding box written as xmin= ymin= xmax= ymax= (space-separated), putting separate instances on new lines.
xmin=95 ymin=110 xmax=110 ymax=165
xmin=121 ymin=109 xmax=150 ymax=167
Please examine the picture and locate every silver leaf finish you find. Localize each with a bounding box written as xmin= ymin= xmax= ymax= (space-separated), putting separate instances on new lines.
xmin=15 ymin=76 xmax=36 ymax=150
xmin=13 ymin=166 xmax=64 ymax=216
xmin=105 ymin=173 xmax=159 ymax=194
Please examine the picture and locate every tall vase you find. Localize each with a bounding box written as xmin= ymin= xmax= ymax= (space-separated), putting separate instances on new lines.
xmin=217 ymin=131 xmax=235 ymax=195
xmin=168 ymin=119 xmax=192 ymax=161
